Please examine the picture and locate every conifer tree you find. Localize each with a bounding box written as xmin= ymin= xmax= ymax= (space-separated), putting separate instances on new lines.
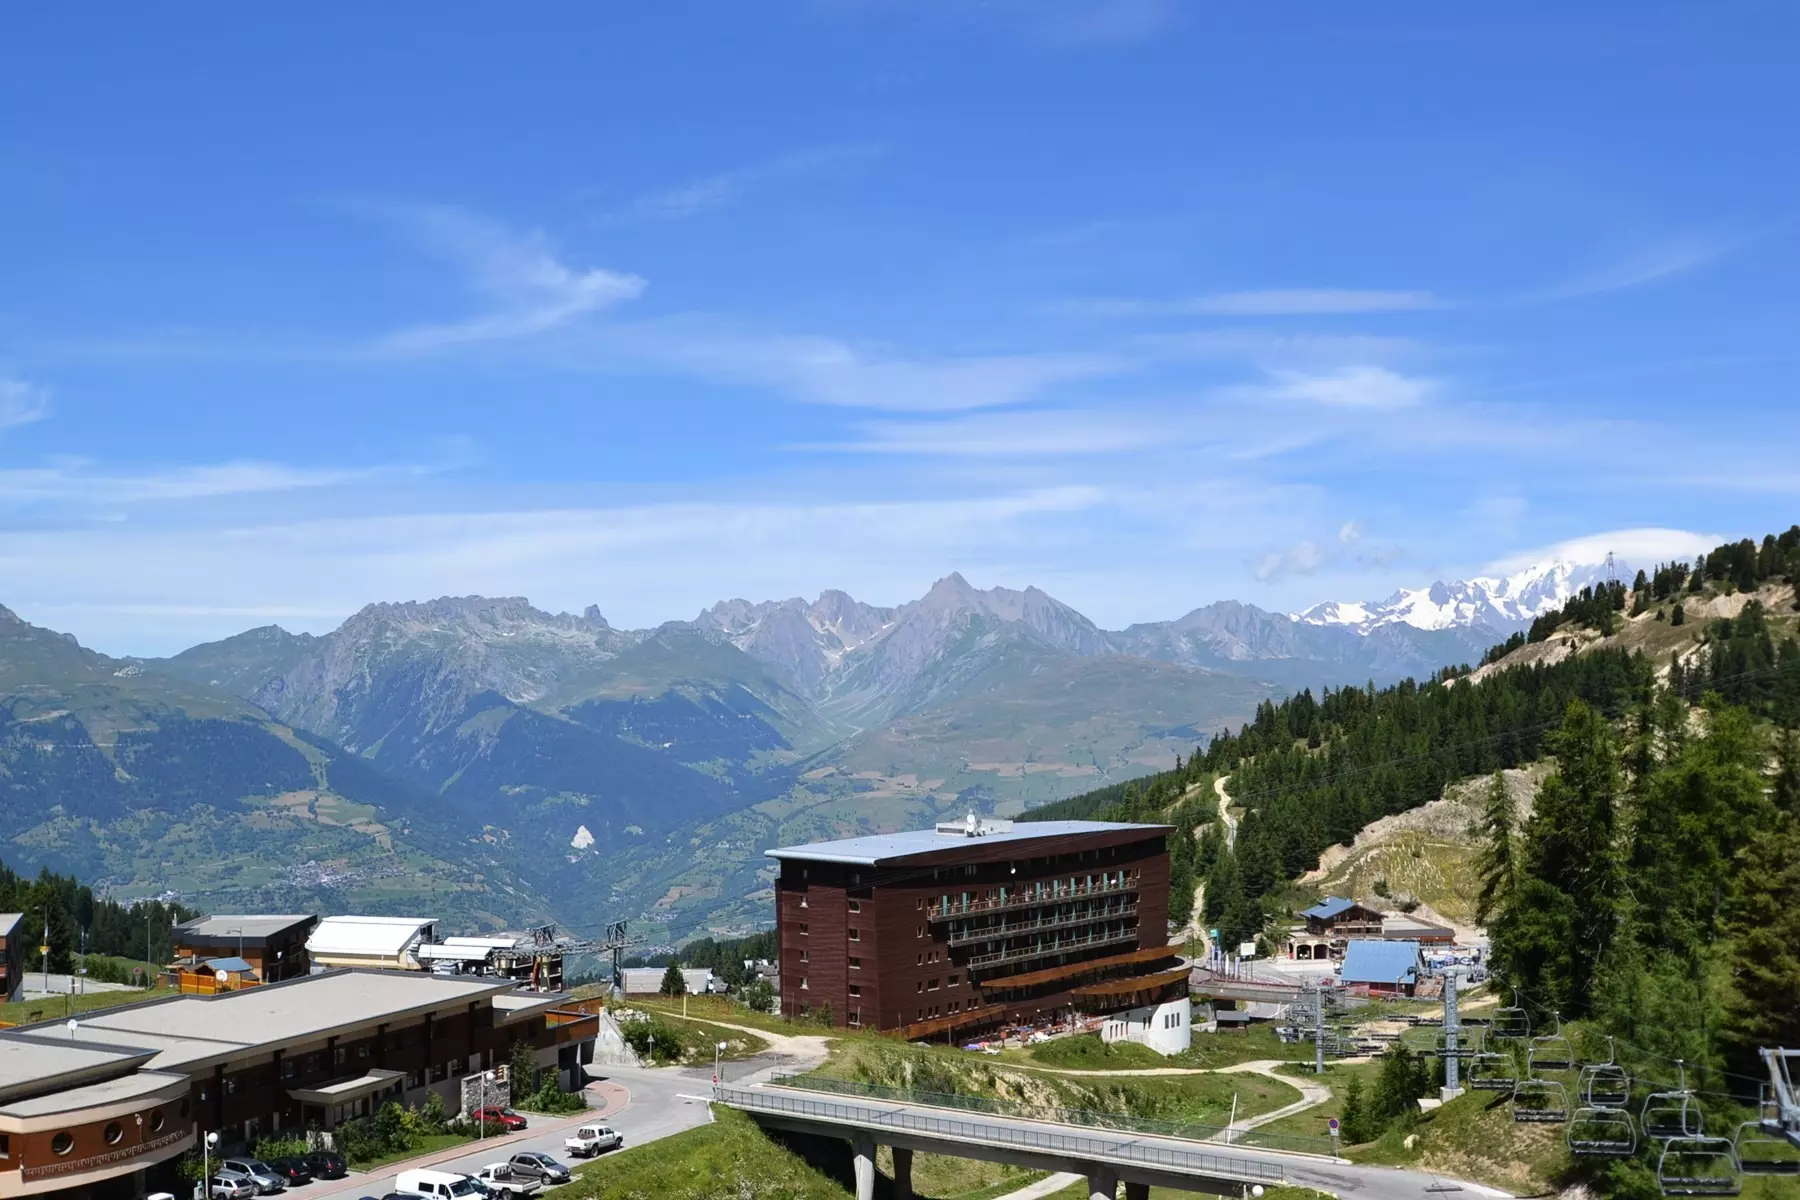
xmin=659 ymin=962 xmax=688 ymax=996
xmin=1339 ymin=1074 xmax=1373 ymax=1144
xmin=1473 ymin=772 xmax=1516 ymax=927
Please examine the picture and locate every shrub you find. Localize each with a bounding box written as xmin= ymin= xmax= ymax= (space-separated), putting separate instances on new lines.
xmin=253 ymin=1133 xmax=309 ymax=1160
xmin=660 ymin=963 xmax=688 ymax=996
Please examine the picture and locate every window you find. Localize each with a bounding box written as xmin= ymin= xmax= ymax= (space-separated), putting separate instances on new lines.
xmin=847 ymin=928 xmax=860 ymax=942
xmin=104 ymin=1122 xmax=124 ymax=1145
xmin=848 ymin=1011 xmax=861 ymax=1027
xmin=358 ymin=1044 xmax=370 ymax=1059
xmin=51 ymin=1132 xmax=74 ymax=1156
xmin=334 ymin=1047 xmax=347 ymax=1066
xmin=799 ymin=895 xmax=808 ymax=908
xmin=916 ymin=898 xmax=925 ymax=910
xmin=0 ymin=1133 xmax=8 ymax=1159
xmin=225 ymin=1076 xmax=239 ymax=1095
xmin=948 ymin=973 xmax=960 ymax=987
xmin=799 ymin=949 xmax=808 ymax=963
xmin=407 ymin=1072 xmax=422 ymax=1089
xmin=916 ymin=925 xmax=924 ymax=938
xmin=848 ymin=900 xmax=861 ymax=913
xmin=848 ymin=984 xmax=861 ymax=997
xmin=848 ymin=956 xmax=862 ymax=970
xmin=281 ymin=1059 xmax=297 ymax=1079
xmin=797 ymin=923 xmax=809 ymax=936
xmin=449 ymin=1058 xmax=462 ymax=1075
xmin=800 ymin=977 xmax=809 ymax=990
xmin=927 ymin=978 xmax=940 ymax=991
xmin=917 ymin=981 xmax=923 ymax=993
xmin=149 ymin=1110 xmax=166 ymax=1134
xmin=916 ymin=953 xmax=923 ymax=966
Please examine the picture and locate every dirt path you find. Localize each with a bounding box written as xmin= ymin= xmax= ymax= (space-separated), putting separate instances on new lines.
xmin=682 ymin=1016 xmax=832 ymax=1075
xmin=1215 ymin=1059 xmax=1333 ymax=1135
xmin=1215 ymin=775 xmax=1239 ymax=850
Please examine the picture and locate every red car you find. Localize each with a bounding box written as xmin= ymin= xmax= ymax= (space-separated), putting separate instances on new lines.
xmin=474 ymin=1106 xmax=528 ymax=1131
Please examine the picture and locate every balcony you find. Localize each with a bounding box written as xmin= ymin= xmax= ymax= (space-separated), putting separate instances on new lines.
xmin=945 ymin=900 xmax=1140 ymax=947
xmin=964 ymin=926 xmax=1140 ymax=971
xmin=928 ymin=872 xmax=1140 ymax=920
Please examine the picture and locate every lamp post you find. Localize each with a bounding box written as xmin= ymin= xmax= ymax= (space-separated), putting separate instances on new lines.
xmin=201 ymin=1130 xmax=219 ymax=1199
xmin=479 ymin=1071 xmax=495 ymax=1141
xmin=713 ymin=1040 xmax=728 ymax=1085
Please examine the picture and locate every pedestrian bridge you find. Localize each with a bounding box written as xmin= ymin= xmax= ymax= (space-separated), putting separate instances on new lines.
xmin=714 ymin=1084 xmax=1286 ymax=1200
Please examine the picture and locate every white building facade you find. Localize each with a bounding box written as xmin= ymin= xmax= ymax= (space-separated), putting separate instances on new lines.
xmin=1099 ymin=996 xmax=1191 ymax=1056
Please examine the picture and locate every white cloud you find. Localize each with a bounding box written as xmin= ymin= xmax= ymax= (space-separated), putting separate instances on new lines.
xmin=801 ymin=408 xmax=1167 ymax=456
xmin=1532 ymin=236 xmax=1739 ymax=302
xmin=1253 ymin=539 xmax=1327 ymax=582
xmin=595 ymin=143 xmax=880 ymax=224
xmin=379 ymin=207 xmax=645 ymax=351
xmin=1483 ymin=527 xmax=1722 ymax=575
xmin=1337 ymin=521 xmax=1364 ymax=545
xmin=0 ymin=379 xmax=51 ymax=431
xmin=1073 ymin=289 xmax=1440 ymax=318
xmin=0 ymin=459 xmax=379 ymax=506
xmin=1260 ymin=365 xmax=1436 ymax=409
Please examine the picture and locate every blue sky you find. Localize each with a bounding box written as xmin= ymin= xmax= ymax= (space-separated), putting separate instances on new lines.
xmin=2 ymin=2 xmax=1796 ymax=655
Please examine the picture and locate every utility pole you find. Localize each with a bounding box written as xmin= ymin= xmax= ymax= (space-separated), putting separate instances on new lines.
xmin=42 ymin=912 xmax=50 ymax=997
xmin=1441 ymin=967 xmax=1464 ymax=1098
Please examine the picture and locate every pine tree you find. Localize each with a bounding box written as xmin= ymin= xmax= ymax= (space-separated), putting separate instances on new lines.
xmin=659 ymin=962 xmax=688 ymax=996
xmin=1725 ymin=808 xmax=1800 ymax=1058
xmin=1473 ymin=772 xmax=1516 ymax=927
xmin=1672 ymin=602 xmax=1687 ymax=626
xmin=1372 ymin=1044 xmax=1431 ymax=1124
xmin=1339 ymin=1074 xmax=1373 ymax=1144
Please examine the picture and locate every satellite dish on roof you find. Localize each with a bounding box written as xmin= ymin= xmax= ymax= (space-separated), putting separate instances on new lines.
xmin=215 ymin=969 xmax=229 ymax=983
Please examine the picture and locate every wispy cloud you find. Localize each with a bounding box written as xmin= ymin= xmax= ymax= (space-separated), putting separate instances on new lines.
xmin=1070 ymin=289 xmax=1441 ymax=317
xmin=1252 ymin=365 xmax=1437 ymax=410
xmin=1484 ymin=527 xmax=1722 ymax=575
xmin=1531 ymin=235 xmax=1740 ymax=302
xmin=0 ymin=379 xmax=51 ymax=431
xmin=804 ymin=408 xmax=1170 ymax=456
xmin=379 ymin=207 xmax=645 ymax=351
xmin=1252 ymin=538 xmax=1328 ymax=582
xmin=595 ymin=143 xmax=880 ymax=224
xmin=0 ymin=459 xmax=382 ymax=506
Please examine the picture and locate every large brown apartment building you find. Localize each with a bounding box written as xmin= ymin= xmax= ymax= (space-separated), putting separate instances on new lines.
xmin=768 ymin=817 xmax=1186 ymax=1040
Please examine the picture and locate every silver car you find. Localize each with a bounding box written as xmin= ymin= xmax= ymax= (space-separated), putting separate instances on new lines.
xmin=218 ymin=1159 xmax=286 ymax=1195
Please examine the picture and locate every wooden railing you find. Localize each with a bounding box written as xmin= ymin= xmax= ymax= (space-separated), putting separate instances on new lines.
xmin=945 ymin=900 xmax=1139 ymax=947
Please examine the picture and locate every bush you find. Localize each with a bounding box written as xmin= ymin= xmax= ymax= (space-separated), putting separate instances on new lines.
xmin=517 ymin=1076 xmax=587 ymax=1115
xmin=253 ymin=1134 xmax=309 ymax=1160
xmin=620 ymin=1017 xmax=687 ymax=1063
xmin=740 ymin=978 xmax=776 ymax=1014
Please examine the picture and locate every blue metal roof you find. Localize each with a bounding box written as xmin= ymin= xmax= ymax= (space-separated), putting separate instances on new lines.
xmin=1301 ymin=896 xmax=1357 ymax=921
xmin=203 ymin=956 xmax=259 ymax=976
xmin=1339 ymin=940 xmax=1421 ymax=985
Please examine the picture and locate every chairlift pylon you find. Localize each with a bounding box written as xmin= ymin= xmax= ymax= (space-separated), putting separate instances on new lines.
xmin=1734 ymin=1088 xmax=1800 ymax=1175
xmin=1579 ymin=1036 xmax=1632 ymax=1109
xmin=1644 ymin=1060 xmax=1705 ymax=1141
xmin=1569 ymin=1106 xmax=1638 ymax=1158
xmin=1656 ymin=1136 xmax=1741 ymax=1197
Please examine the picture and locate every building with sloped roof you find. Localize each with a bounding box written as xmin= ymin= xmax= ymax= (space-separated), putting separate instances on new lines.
xmin=1339 ymin=939 xmax=1423 ymax=996
xmin=305 ymin=915 xmax=437 ymax=971
xmin=171 ymin=914 xmax=317 ymax=983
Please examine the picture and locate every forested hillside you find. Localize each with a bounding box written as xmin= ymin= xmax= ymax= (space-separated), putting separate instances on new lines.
xmin=0 ymin=857 xmax=196 ymax=975
xmin=1029 ymin=524 xmax=1800 ymax=956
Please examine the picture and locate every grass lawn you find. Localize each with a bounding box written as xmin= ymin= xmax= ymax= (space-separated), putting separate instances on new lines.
xmin=563 ymin=1106 xmax=848 ymax=1200
xmin=348 ymin=1131 xmax=471 ymax=1172
xmin=0 ymin=984 xmax=176 ymax=1027
xmin=1352 ymin=1087 xmax=1569 ymax=1196
xmin=642 ymin=1011 xmax=772 ymax=1062
xmin=622 ymin=993 xmax=832 ymax=1039
xmin=1005 ymin=1025 xmax=1305 ymax=1072
xmin=1256 ymin=1060 xmax=1385 ymax=1142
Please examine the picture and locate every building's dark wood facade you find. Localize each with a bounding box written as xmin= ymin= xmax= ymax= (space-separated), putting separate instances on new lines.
xmin=773 ymin=822 xmax=1183 ymax=1039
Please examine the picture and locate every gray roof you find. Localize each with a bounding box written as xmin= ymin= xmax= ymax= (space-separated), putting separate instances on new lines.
xmin=174 ymin=914 xmax=317 ymax=941
xmin=0 ymin=1068 xmax=189 ymax=1117
xmin=69 ymin=970 xmax=518 ymax=1071
xmin=765 ymin=820 xmax=1168 ymax=867
xmin=0 ymin=1035 xmax=155 ymax=1101
xmin=0 ymin=912 xmax=23 ymax=937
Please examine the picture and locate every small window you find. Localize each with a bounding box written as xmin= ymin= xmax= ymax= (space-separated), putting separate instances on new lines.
xmin=800 ymin=977 xmax=809 ymax=990
xmin=916 ymin=981 xmax=923 ymax=993
xmin=848 ymin=1011 xmax=861 ymax=1027
xmin=51 ymin=1132 xmax=74 ymax=1157
xmin=916 ymin=925 xmax=924 ymax=938
xmin=334 ymin=1047 xmax=346 ymax=1065
xmin=281 ymin=1059 xmax=297 ymax=1079
xmin=151 ymin=1109 xmax=167 ymax=1132
xmin=916 ymin=898 xmax=924 ymax=910
xmin=799 ymin=949 xmax=808 ymax=963
xmin=225 ymin=1076 xmax=239 ymax=1095
xmin=916 ymin=953 xmax=923 ymax=966
xmin=948 ymin=974 xmax=960 ymax=987
xmin=848 ymin=984 xmax=861 ymax=997
xmin=847 ymin=928 xmax=860 ymax=942
xmin=799 ymin=896 xmax=808 ymax=908
xmin=358 ymin=1045 xmax=370 ymax=1059
xmin=798 ymin=923 xmax=809 ymax=936
xmin=0 ymin=1133 xmax=9 ymax=1159
xmin=848 ymin=956 xmax=861 ymax=970
xmin=847 ymin=900 xmax=860 ymax=913
xmin=928 ymin=978 xmax=940 ymax=991
xmin=104 ymin=1122 xmax=124 ymax=1145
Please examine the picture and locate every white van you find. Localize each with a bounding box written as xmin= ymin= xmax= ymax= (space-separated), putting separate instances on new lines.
xmin=395 ymin=1169 xmax=483 ymax=1199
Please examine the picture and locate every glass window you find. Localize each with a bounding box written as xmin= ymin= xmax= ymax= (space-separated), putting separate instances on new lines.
xmin=104 ymin=1122 xmax=123 ymax=1145
xmin=50 ymin=1132 xmax=74 ymax=1156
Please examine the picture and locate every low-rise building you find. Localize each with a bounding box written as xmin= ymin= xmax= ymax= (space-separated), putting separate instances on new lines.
xmin=1379 ymin=913 xmax=1454 ymax=944
xmin=0 ymin=914 xmax=23 ymax=1002
xmin=619 ymin=967 xmax=715 ymax=996
xmin=1100 ymin=997 xmax=1191 ymax=1056
xmin=170 ymin=915 xmax=318 ymax=984
xmin=1339 ymin=939 xmax=1422 ymax=996
xmin=306 ymin=916 xmax=437 ymax=972
xmin=0 ymin=969 xmax=599 ymax=1200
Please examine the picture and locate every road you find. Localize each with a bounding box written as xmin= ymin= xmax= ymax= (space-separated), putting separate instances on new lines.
xmin=308 ymin=1063 xmax=715 ymax=1198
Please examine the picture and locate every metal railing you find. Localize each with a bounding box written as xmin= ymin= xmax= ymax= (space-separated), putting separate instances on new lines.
xmin=718 ymin=1084 xmax=1287 ymax=1183
xmin=965 ymin=926 xmax=1140 ymax=971
xmin=766 ymin=1073 xmax=1336 ymax=1158
xmin=929 ymin=874 xmax=1141 ymax=920
xmin=946 ymin=901 xmax=1141 ymax=947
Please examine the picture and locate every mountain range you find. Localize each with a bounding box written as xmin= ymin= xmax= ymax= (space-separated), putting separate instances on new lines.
xmin=0 ymin=554 xmax=1616 ymax=944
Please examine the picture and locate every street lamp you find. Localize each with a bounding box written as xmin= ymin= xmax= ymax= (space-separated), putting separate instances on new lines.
xmin=200 ymin=1130 xmax=219 ymax=1199
xmin=713 ymin=1040 xmax=728 ymax=1086
xmin=479 ymin=1071 xmax=496 ymax=1141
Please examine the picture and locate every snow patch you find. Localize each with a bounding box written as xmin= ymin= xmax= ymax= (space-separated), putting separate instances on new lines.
xmin=570 ymin=824 xmax=595 ymax=850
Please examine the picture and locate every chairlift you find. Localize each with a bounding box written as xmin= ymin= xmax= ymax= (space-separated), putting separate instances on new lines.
xmin=1512 ymin=1077 xmax=1570 ymax=1123
xmin=1644 ymin=1061 xmax=1705 ymax=1141
xmin=1579 ymin=1036 xmax=1631 ymax=1108
xmin=1656 ymin=1136 xmax=1741 ymax=1197
xmin=1435 ymin=1026 xmax=1482 ymax=1058
xmin=1529 ymin=1011 xmax=1574 ymax=1071
xmin=1491 ymin=988 xmax=1531 ymax=1040
xmin=1734 ymin=1091 xmax=1800 ymax=1176
xmin=1568 ymin=1106 xmax=1638 ymax=1157
xmin=1468 ymin=1050 xmax=1516 ymax=1092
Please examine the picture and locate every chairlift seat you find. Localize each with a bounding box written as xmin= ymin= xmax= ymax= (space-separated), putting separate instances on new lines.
xmin=1656 ymin=1137 xmax=1741 ymax=1197
xmin=1734 ymin=1121 xmax=1800 ymax=1175
xmin=1579 ymin=1062 xmax=1631 ymax=1109
xmin=1568 ymin=1106 xmax=1637 ymax=1158
xmin=1512 ymin=1078 xmax=1570 ymax=1123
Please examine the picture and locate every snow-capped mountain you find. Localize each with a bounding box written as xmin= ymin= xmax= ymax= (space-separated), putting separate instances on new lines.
xmin=1295 ymin=559 xmax=1620 ymax=636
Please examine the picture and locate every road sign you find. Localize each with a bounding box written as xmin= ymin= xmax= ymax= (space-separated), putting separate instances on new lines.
xmin=1329 ymin=1118 xmax=1340 ymax=1132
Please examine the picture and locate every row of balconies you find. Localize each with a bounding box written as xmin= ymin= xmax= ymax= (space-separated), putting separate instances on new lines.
xmin=963 ymin=924 xmax=1140 ymax=970
xmin=928 ymin=871 xmax=1140 ymax=920
xmin=944 ymin=899 xmax=1140 ymax=947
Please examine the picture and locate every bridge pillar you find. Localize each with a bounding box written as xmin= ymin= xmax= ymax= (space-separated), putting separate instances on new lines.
xmin=851 ymin=1132 xmax=876 ymax=1200
xmin=1124 ymin=1183 xmax=1149 ymax=1200
xmin=892 ymin=1146 xmax=914 ymax=1200
xmin=1088 ymin=1165 xmax=1118 ymax=1200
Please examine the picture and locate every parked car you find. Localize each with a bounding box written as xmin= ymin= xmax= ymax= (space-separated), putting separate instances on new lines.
xmin=218 ymin=1159 xmax=287 ymax=1195
xmin=395 ymin=1169 xmax=483 ymax=1199
xmin=473 ymin=1106 xmax=528 ymax=1132
xmin=563 ymin=1125 xmax=622 ymax=1158
xmin=304 ymin=1150 xmax=348 ymax=1180
xmin=267 ymin=1158 xmax=313 ymax=1186
xmin=208 ymin=1177 xmax=260 ymax=1200
xmin=472 ymin=1164 xmax=541 ymax=1197
xmin=505 ymin=1152 xmax=570 ymax=1185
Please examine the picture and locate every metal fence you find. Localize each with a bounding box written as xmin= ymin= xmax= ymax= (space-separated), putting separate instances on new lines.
xmin=766 ymin=1072 xmax=1336 ymax=1158
xmin=717 ymin=1084 xmax=1287 ymax=1183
